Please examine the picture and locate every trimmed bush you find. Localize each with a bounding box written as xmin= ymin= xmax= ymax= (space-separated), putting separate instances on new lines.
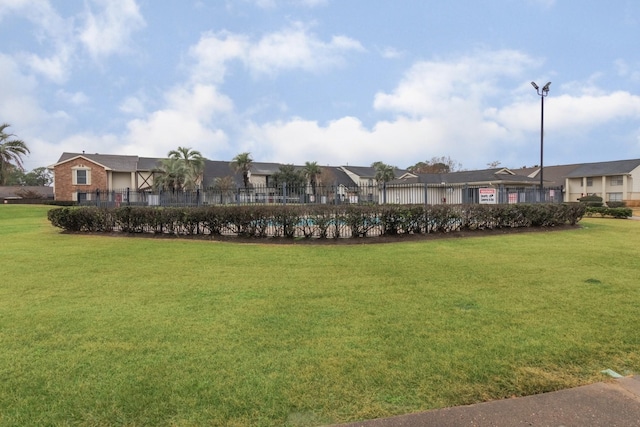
xmin=48 ymin=203 xmax=586 ymax=240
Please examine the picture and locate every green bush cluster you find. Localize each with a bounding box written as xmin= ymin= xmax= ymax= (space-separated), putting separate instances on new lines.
xmin=585 ymin=206 xmax=633 ymax=218
xmin=577 ymin=195 xmax=604 ymax=207
xmin=48 ymin=203 xmax=586 ymax=239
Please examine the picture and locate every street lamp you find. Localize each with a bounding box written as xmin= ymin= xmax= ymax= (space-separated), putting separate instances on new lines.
xmin=531 ymin=81 xmax=551 ymax=202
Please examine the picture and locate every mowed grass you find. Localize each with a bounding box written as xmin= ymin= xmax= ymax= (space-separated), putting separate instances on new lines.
xmin=1 ymin=205 xmax=639 ymax=426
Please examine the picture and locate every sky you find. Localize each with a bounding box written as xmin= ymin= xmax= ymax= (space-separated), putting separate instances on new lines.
xmin=1 ymin=0 xmax=640 ymax=173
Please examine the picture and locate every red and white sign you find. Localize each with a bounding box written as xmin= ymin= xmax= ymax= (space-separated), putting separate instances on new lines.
xmin=479 ymin=188 xmax=497 ymax=204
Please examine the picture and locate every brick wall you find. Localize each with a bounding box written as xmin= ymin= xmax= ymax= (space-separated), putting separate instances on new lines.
xmin=53 ymin=158 xmax=108 ymax=201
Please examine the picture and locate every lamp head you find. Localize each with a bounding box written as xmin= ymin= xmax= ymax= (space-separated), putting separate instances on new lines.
xmin=542 ymin=82 xmax=551 ymax=93
xmin=531 ymin=81 xmax=539 ymax=90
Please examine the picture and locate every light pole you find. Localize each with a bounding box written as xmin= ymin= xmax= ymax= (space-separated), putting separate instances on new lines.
xmin=531 ymin=81 xmax=550 ymax=202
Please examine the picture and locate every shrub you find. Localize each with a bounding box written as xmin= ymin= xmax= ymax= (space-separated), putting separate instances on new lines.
xmin=578 ymin=195 xmax=603 ymax=207
xmin=47 ymin=203 xmax=586 ymax=240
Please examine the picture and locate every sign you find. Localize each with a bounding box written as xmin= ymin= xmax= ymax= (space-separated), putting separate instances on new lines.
xmin=479 ymin=188 xmax=497 ymax=204
xmin=508 ymin=193 xmax=518 ymax=204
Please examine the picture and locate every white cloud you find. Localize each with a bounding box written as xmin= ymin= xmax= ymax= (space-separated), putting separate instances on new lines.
xmin=122 ymin=84 xmax=233 ymax=158
xmin=239 ymin=50 xmax=640 ymax=170
xmin=79 ymin=0 xmax=146 ymax=60
xmin=119 ymin=96 xmax=146 ymax=116
xmin=246 ymin=23 xmax=364 ymax=76
xmin=374 ymin=50 xmax=537 ymax=117
xmin=189 ymin=31 xmax=249 ymax=84
xmin=56 ymin=89 xmax=89 ymax=106
xmin=189 ymin=23 xmax=364 ymax=83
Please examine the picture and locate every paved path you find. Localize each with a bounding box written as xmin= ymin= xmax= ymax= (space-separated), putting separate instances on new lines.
xmin=334 ymin=376 xmax=640 ymax=427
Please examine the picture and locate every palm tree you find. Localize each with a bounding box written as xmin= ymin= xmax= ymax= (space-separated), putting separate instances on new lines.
xmin=168 ymin=147 xmax=204 ymax=190
xmin=0 ymin=124 xmax=30 ymax=185
xmin=230 ymin=152 xmax=253 ymax=188
xmin=371 ymin=161 xmax=396 ymax=183
xmin=303 ymin=161 xmax=322 ymax=196
xmin=210 ymin=175 xmax=236 ymax=204
xmin=154 ymin=157 xmax=187 ymax=192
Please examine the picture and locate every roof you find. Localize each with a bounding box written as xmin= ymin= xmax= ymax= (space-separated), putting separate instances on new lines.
xmin=513 ymin=164 xmax=583 ymax=187
xmin=341 ymin=165 xmax=410 ymax=179
xmin=564 ymin=159 xmax=640 ymax=178
xmin=403 ymin=168 xmax=540 ymax=185
xmin=54 ymin=152 xmax=140 ymax=171
xmin=0 ymin=186 xmax=54 ymax=199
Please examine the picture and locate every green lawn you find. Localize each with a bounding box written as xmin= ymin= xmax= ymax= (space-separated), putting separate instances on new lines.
xmin=1 ymin=205 xmax=639 ymax=426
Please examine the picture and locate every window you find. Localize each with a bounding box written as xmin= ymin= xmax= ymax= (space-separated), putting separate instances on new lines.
xmin=72 ymin=167 xmax=91 ymax=185
xmin=586 ymin=177 xmax=593 ymax=187
xmin=608 ymin=192 xmax=623 ymax=202
xmin=610 ymin=175 xmax=623 ymax=186
xmin=76 ymin=170 xmax=87 ymax=185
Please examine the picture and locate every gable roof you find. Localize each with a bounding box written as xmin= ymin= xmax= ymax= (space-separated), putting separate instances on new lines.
xmin=53 ymin=152 xmax=141 ymax=172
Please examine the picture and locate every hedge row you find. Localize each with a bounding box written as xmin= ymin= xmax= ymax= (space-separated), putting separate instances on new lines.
xmin=47 ymin=203 xmax=586 ymax=239
xmin=584 ymin=206 xmax=633 ymax=219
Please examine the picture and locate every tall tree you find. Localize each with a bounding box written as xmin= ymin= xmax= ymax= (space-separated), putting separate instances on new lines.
xmin=230 ymin=152 xmax=253 ymax=188
xmin=168 ymin=147 xmax=204 ymax=190
xmin=407 ymin=156 xmax=462 ymax=174
xmin=0 ymin=124 xmax=30 ymax=185
xmin=371 ymin=161 xmax=396 ymax=183
xmin=303 ymin=161 xmax=322 ymax=195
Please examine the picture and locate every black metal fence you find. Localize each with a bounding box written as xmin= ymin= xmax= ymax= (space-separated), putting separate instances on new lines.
xmin=79 ymin=183 xmax=564 ymax=208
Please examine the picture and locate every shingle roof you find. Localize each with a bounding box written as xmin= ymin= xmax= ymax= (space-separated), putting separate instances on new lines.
xmin=405 ymin=168 xmax=540 ymax=185
xmin=0 ymin=186 xmax=54 ymax=199
xmin=55 ymin=152 xmax=140 ymax=171
xmin=564 ymin=159 xmax=640 ymax=177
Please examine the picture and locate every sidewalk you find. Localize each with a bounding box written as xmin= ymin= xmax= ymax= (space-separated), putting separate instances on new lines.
xmin=334 ymin=376 xmax=640 ymax=427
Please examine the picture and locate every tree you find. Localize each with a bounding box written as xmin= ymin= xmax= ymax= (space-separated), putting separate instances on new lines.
xmin=272 ymin=164 xmax=306 ymax=190
xmin=371 ymin=161 xmax=396 ymax=183
xmin=407 ymin=156 xmax=462 ymax=174
xmin=0 ymin=124 xmax=30 ymax=185
xmin=303 ymin=161 xmax=322 ymax=195
xmin=210 ymin=175 xmax=236 ymax=203
xmin=487 ymin=160 xmax=501 ymax=168
xmin=168 ymin=147 xmax=204 ymax=190
xmin=154 ymin=157 xmax=187 ymax=192
xmin=230 ymin=152 xmax=253 ymax=188
xmin=21 ymin=167 xmax=53 ymax=186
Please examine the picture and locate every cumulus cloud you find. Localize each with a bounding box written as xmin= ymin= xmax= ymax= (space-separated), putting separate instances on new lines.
xmin=79 ymin=0 xmax=146 ymax=60
xmin=239 ymin=49 xmax=640 ymax=169
xmin=374 ymin=50 xmax=537 ymax=117
xmin=121 ymin=84 xmax=234 ymax=158
xmin=189 ymin=23 xmax=364 ymax=83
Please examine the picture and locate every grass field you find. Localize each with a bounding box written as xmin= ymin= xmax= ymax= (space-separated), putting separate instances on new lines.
xmin=1 ymin=205 xmax=639 ymax=426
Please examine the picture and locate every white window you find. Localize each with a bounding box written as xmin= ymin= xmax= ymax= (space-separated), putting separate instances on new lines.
xmin=72 ymin=167 xmax=91 ymax=185
xmin=610 ymin=175 xmax=623 ymax=186
xmin=608 ymin=192 xmax=623 ymax=202
xmin=586 ymin=177 xmax=593 ymax=187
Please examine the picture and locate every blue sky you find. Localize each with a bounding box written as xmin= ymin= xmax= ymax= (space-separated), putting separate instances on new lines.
xmin=1 ymin=0 xmax=640 ymax=172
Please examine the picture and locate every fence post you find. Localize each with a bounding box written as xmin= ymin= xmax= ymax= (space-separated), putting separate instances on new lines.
xmin=126 ymin=187 xmax=130 ymax=206
xmin=282 ymin=182 xmax=287 ymax=205
xmin=424 ymin=183 xmax=428 ymax=205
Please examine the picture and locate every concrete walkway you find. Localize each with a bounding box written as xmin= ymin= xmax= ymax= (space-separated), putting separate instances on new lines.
xmin=334 ymin=376 xmax=640 ymax=427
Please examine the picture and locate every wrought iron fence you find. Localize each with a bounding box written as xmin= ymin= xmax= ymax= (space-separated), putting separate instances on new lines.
xmin=79 ymin=183 xmax=564 ymax=208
